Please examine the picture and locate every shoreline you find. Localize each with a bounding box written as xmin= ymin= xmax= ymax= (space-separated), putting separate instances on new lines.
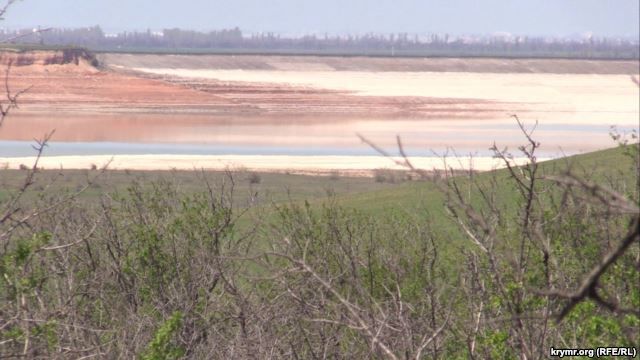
xmin=0 ymin=154 xmax=546 ymax=177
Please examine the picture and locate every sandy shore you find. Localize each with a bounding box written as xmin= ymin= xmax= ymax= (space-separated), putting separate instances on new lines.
xmin=0 ymin=154 xmax=544 ymax=176
xmin=131 ymin=67 xmax=639 ymax=126
xmin=0 ymin=53 xmax=636 ymax=173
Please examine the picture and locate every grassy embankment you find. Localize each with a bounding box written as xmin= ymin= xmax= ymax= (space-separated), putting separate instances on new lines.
xmin=2 ymin=144 xmax=636 ymax=240
xmin=1 ymin=144 xmax=637 ymax=357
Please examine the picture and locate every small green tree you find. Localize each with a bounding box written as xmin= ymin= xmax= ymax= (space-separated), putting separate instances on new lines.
xmin=140 ymin=312 xmax=185 ymax=360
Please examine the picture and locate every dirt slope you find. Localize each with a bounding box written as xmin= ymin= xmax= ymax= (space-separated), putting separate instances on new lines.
xmin=101 ymin=53 xmax=640 ymax=74
xmin=0 ymin=48 xmax=98 ymax=68
xmin=0 ymin=50 xmax=515 ymax=144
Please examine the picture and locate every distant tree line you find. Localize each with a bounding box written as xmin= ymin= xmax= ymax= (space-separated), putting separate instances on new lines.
xmin=1 ymin=25 xmax=638 ymax=58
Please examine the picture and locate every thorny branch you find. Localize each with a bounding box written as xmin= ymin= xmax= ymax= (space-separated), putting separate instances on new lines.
xmin=359 ymin=112 xmax=639 ymax=346
xmin=540 ymin=218 xmax=640 ymax=321
xmin=0 ymin=27 xmax=53 ymax=44
xmin=0 ymin=61 xmax=32 ymax=127
xmin=0 ymin=0 xmax=17 ymax=20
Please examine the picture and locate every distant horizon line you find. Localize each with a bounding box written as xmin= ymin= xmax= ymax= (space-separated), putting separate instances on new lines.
xmin=1 ymin=24 xmax=639 ymax=41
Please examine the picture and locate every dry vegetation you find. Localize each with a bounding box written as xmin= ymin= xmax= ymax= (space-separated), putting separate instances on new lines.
xmin=0 ymin=113 xmax=638 ymax=358
xmin=0 ymin=3 xmax=638 ymax=356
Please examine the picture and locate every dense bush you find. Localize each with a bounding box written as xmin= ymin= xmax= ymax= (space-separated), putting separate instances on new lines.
xmin=0 ymin=140 xmax=638 ymax=358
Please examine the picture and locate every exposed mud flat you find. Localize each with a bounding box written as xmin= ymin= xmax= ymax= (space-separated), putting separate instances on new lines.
xmin=0 ymin=52 xmax=637 ymax=172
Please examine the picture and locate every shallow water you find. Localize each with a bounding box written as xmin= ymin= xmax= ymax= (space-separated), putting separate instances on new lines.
xmin=1 ymin=61 xmax=637 ymax=171
xmin=0 ymin=120 xmax=633 ymax=159
xmin=0 ymin=140 xmax=378 ymax=157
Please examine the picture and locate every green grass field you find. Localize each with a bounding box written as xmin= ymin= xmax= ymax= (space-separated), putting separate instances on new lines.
xmin=1 ymin=144 xmax=637 ymax=357
xmin=2 ymin=144 xmax=636 ymax=248
xmin=0 ymin=168 xmax=401 ymax=204
xmin=2 ymin=144 xmax=636 ymax=211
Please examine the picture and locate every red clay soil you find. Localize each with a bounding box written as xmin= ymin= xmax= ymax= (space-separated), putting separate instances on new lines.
xmin=0 ymin=52 xmax=515 ymax=143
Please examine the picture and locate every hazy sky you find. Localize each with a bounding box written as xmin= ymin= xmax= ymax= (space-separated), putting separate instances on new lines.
xmin=3 ymin=0 xmax=639 ymax=37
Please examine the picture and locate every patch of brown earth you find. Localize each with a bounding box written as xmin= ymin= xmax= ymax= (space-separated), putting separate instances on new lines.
xmin=0 ymin=51 xmax=515 ymax=143
xmin=0 ymin=48 xmax=98 ymax=68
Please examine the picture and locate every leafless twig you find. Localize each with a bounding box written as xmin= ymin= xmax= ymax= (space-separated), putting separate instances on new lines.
xmin=0 ymin=60 xmax=32 ymax=127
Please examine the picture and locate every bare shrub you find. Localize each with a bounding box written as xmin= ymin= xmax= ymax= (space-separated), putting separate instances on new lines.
xmin=248 ymin=171 xmax=261 ymax=184
xmin=259 ymin=199 xmax=450 ymax=358
xmin=0 ymin=13 xmax=636 ymax=355
xmin=0 ymin=122 xmax=637 ymax=358
xmin=373 ymin=168 xmax=400 ymax=183
xmin=361 ymin=115 xmax=640 ymax=357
